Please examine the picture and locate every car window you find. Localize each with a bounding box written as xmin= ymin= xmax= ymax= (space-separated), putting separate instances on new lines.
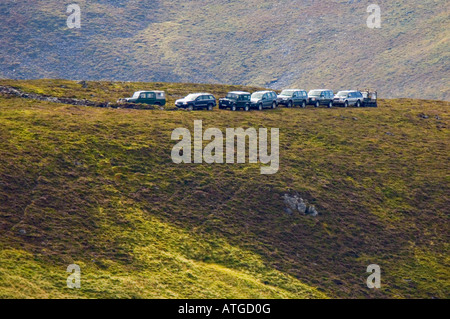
xmin=209 ymin=95 xmax=214 ymax=100
xmin=140 ymin=93 xmax=146 ymax=99
xmin=147 ymin=93 xmax=155 ymax=99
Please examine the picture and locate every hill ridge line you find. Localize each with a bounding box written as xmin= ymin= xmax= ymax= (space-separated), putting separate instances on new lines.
xmin=0 ymin=85 xmax=156 ymax=110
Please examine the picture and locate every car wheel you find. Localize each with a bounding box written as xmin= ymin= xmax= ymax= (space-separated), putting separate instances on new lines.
xmin=315 ymin=101 xmax=320 ymax=108
xmin=188 ymin=105 xmax=193 ymax=111
xmin=328 ymin=101 xmax=333 ymax=108
xmin=231 ymin=104 xmax=236 ymax=111
xmin=287 ymin=101 xmax=293 ymax=108
xmin=258 ymin=103 xmax=263 ymax=111
xmin=344 ymin=101 xmax=348 ymax=108
xmin=207 ymin=104 xmax=213 ymax=111
xmin=272 ymin=102 xmax=276 ymax=109
xmin=356 ymin=100 xmax=361 ymax=108
xmin=244 ymin=105 xmax=249 ymax=112
xmin=301 ymin=101 xmax=306 ymax=108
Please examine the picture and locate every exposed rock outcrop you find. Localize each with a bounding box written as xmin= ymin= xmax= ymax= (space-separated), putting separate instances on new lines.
xmin=283 ymin=193 xmax=319 ymax=217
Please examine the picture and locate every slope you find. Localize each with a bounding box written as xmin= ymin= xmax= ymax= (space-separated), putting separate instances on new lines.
xmin=0 ymin=79 xmax=449 ymax=299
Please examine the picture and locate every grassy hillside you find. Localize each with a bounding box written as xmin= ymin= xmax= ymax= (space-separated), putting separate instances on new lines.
xmin=0 ymin=0 xmax=449 ymax=100
xmin=0 ymin=79 xmax=449 ymax=299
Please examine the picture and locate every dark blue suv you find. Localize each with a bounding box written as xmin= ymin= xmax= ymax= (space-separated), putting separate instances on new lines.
xmin=249 ymin=91 xmax=278 ymax=110
xmin=277 ymin=89 xmax=308 ymax=108
xmin=175 ymin=93 xmax=216 ymax=110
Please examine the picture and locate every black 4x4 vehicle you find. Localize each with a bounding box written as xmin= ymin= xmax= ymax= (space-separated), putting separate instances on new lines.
xmin=249 ymin=91 xmax=278 ymax=110
xmin=219 ymin=91 xmax=251 ymax=111
xmin=307 ymin=89 xmax=334 ymax=108
xmin=118 ymin=90 xmax=166 ymax=106
xmin=277 ymin=89 xmax=308 ymax=108
xmin=175 ymin=93 xmax=216 ymax=110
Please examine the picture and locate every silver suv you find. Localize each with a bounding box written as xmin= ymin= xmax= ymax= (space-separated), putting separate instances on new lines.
xmin=333 ymin=90 xmax=364 ymax=107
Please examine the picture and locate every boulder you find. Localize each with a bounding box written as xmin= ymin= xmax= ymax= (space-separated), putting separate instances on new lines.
xmin=283 ymin=193 xmax=317 ymax=216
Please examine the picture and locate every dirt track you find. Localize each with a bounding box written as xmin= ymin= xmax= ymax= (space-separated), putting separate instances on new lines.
xmin=0 ymin=85 xmax=155 ymax=109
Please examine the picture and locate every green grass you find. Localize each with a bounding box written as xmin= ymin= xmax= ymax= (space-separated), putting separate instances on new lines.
xmin=0 ymin=79 xmax=449 ymax=299
xmin=0 ymin=212 xmax=325 ymax=299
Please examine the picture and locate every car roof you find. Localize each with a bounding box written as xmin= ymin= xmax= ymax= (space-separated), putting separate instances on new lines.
xmin=228 ymin=91 xmax=250 ymax=95
xmin=252 ymin=90 xmax=274 ymax=94
xmin=135 ymin=90 xmax=164 ymax=93
xmin=281 ymin=89 xmax=306 ymax=91
xmin=309 ymin=89 xmax=332 ymax=91
xmin=337 ymin=90 xmax=359 ymax=93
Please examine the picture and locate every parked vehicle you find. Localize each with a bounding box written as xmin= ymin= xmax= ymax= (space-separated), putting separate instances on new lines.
xmin=277 ymin=89 xmax=308 ymax=108
xmin=307 ymin=89 xmax=334 ymax=108
xmin=175 ymin=93 xmax=216 ymax=110
xmin=361 ymin=89 xmax=378 ymax=107
xmin=219 ymin=91 xmax=251 ymax=111
xmin=249 ymin=91 xmax=278 ymax=110
xmin=333 ymin=90 xmax=364 ymax=107
xmin=118 ymin=90 xmax=166 ymax=106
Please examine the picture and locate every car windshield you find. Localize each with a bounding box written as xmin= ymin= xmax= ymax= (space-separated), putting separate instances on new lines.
xmin=226 ymin=93 xmax=238 ymax=99
xmin=280 ymin=90 xmax=294 ymax=97
xmin=132 ymin=92 xmax=141 ymax=99
xmin=336 ymin=92 xmax=348 ymax=97
xmin=185 ymin=94 xmax=201 ymax=101
xmin=308 ymin=90 xmax=322 ymax=97
xmin=251 ymin=92 xmax=264 ymax=99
